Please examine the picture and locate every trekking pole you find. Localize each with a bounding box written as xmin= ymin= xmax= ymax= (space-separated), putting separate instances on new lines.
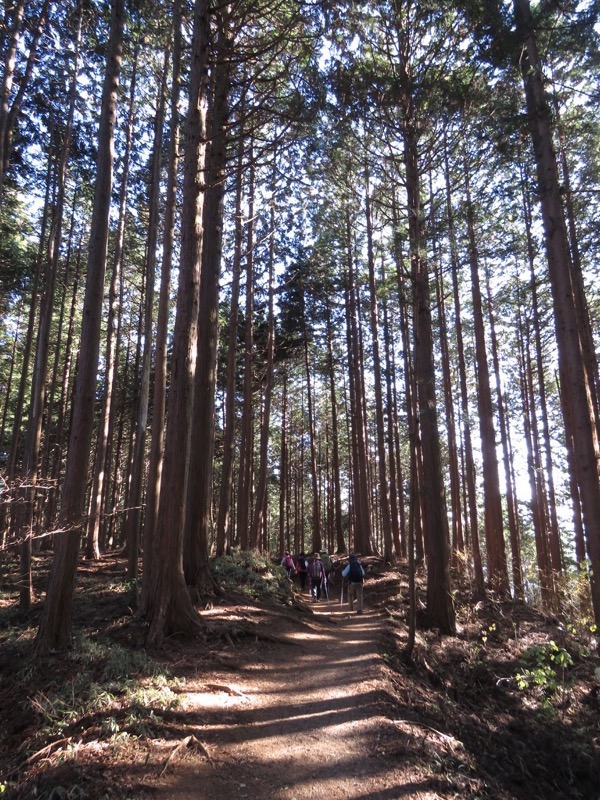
xmin=324 ymin=576 xmax=329 ymax=601
xmin=340 ymin=581 xmax=344 ymax=608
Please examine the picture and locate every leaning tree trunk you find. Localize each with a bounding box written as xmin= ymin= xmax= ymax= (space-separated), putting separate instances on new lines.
xmin=34 ymin=0 xmax=125 ymax=655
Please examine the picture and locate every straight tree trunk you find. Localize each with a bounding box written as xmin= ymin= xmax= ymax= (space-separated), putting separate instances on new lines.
xmin=87 ymin=39 xmax=138 ymax=562
xmin=485 ymin=270 xmax=524 ymax=599
xmin=443 ymin=145 xmax=484 ymax=595
xmin=34 ymin=0 xmax=125 ymax=655
xmin=142 ymin=0 xmax=182 ymax=600
xmin=183 ymin=11 xmax=233 ymax=591
xmin=250 ymin=189 xmax=276 ymax=551
xmin=236 ymin=151 xmax=255 ymax=551
xmin=464 ymin=169 xmax=509 ymax=596
xmin=145 ymin=0 xmax=211 ymax=644
xmin=365 ymin=174 xmax=394 ymax=563
xmin=325 ymin=300 xmax=345 ymax=554
xmin=403 ymin=115 xmax=455 ymax=633
xmin=125 ymin=41 xmax=166 ymax=581
xmin=17 ymin=15 xmax=81 ymax=607
xmin=215 ymin=122 xmax=245 ymax=556
xmin=513 ymin=0 xmax=600 ymax=625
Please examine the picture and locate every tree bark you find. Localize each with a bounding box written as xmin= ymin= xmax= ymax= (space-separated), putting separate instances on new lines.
xmin=34 ymin=0 xmax=125 ymax=655
xmin=145 ymin=0 xmax=211 ymax=644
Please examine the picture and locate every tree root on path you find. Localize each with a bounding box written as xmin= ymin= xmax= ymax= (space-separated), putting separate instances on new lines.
xmin=159 ymin=735 xmax=213 ymax=776
xmin=206 ymin=620 xmax=300 ymax=646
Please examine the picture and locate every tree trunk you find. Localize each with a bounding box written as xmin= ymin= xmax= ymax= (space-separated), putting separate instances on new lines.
xmin=215 ymin=120 xmax=245 ymax=556
xmin=125 ymin=40 xmax=165 ymax=581
xmin=365 ymin=173 xmax=394 ymax=563
xmin=141 ymin=0 xmax=182 ymax=608
xmin=34 ymin=0 xmax=125 ymax=655
xmin=513 ymin=0 xmax=600 ymax=625
xmin=250 ymin=184 xmax=276 ymax=552
xmin=443 ymin=144 xmax=484 ymax=596
xmin=145 ymin=0 xmax=211 ymax=645
xmin=464 ymin=168 xmax=509 ymax=596
xmin=403 ymin=116 xmax=455 ymax=634
xmin=236 ymin=150 xmax=255 ymax=551
xmin=183 ymin=11 xmax=233 ymax=592
xmin=325 ymin=300 xmax=345 ymax=555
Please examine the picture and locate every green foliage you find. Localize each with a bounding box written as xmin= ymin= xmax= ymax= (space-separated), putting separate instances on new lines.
xmin=514 ymin=640 xmax=574 ymax=697
xmin=211 ymin=551 xmax=292 ymax=601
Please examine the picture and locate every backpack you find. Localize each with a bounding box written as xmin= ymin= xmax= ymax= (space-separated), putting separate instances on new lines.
xmin=321 ymin=553 xmax=332 ymax=571
xmin=297 ymin=557 xmax=308 ymax=571
xmin=348 ymin=559 xmax=363 ymax=583
xmin=310 ymin=559 xmax=322 ymax=579
xmin=284 ymin=555 xmax=294 ymax=569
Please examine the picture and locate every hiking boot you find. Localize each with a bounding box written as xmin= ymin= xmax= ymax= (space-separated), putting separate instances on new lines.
xmin=356 ymin=610 xmax=363 ymax=614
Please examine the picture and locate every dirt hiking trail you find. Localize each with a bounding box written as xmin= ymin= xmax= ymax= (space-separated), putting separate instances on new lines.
xmin=150 ymin=599 xmax=415 ymax=800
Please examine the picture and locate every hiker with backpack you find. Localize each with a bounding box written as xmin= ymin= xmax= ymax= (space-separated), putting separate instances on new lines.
xmin=308 ymin=552 xmax=326 ymax=602
xmin=281 ymin=551 xmax=295 ymax=579
xmin=295 ymin=552 xmax=309 ymax=591
xmin=342 ymin=554 xmax=365 ymax=614
xmin=320 ymin=550 xmax=333 ymax=596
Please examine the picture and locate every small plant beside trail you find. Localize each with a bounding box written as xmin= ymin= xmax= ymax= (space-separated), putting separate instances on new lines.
xmin=514 ymin=640 xmax=575 ymax=711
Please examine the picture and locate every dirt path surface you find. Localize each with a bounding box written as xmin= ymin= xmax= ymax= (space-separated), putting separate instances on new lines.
xmin=150 ymin=600 xmax=409 ymax=800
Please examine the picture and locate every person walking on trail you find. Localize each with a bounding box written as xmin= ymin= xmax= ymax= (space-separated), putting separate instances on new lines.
xmin=308 ymin=552 xmax=326 ymax=602
xmin=342 ymin=553 xmax=365 ymax=614
xmin=281 ymin=551 xmax=295 ymax=579
xmin=295 ymin=552 xmax=308 ymax=591
xmin=320 ymin=550 xmax=332 ymax=594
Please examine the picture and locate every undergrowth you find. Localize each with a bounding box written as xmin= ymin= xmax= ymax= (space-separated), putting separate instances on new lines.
xmin=211 ymin=551 xmax=292 ymax=601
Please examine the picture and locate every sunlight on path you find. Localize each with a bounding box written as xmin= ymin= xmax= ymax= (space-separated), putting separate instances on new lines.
xmin=151 ymin=599 xmax=415 ymax=800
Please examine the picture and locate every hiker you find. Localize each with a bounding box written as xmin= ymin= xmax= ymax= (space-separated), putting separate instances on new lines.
xmin=281 ymin=550 xmax=295 ymax=579
xmin=295 ymin=552 xmax=309 ymax=590
xmin=320 ymin=550 xmax=332 ymax=593
xmin=308 ymin=552 xmax=326 ymax=602
xmin=342 ymin=553 xmax=365 ymax=614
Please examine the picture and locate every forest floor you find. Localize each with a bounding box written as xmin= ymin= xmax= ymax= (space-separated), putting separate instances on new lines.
xmin=0 ymin=554 xmax=599 ymax=800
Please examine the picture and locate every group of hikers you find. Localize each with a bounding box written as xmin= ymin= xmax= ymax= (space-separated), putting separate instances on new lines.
xmin=280 ymin=550 xmax=365 ymax=614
